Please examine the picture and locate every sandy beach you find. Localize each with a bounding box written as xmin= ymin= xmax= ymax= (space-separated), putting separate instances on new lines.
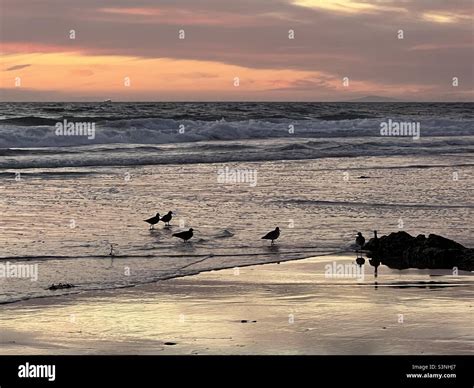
xmin=1 ymin=255 xmax=472 ymax=355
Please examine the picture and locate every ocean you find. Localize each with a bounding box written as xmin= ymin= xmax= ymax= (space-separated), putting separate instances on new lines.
xmin=0 ymin=102 xmax=473 ymax=304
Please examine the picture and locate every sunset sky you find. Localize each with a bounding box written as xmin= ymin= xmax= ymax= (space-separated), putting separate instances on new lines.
xmin=1 ymin=0 xmax=472 ymax=101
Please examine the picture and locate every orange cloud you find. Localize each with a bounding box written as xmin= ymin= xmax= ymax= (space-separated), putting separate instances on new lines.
xmin=1 ymin=52 xmax=329 ymax=93
xmin=422 ymin=12 xmax=471 ymax=24
xmin=96 ymin=7 xmax=278 ymax=26
xmin=1 ymin=51 xmax=431 ymax=101
xmin=292 ymin=0 xmax=405 ymax=14
xmin=1 ymin=42 xmax=80 ymax=54
xmin=99 ymin=7 xmax=163 ymax=16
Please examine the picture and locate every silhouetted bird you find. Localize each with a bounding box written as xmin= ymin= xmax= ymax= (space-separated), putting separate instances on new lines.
xmin=364 ymin=230 xmax=380 ymax=252
xmin=160 ymin=211 xmax=173 ymax=226
xmin=355 ymin=232 xmax=365 ymax=249
xmin=356 ymin=232 xmax=365 ymax=256
xmin=261 ymin=227 xmax=280 ymax=245
xmin=172 ymin=228 xmax=194 ymax=242
xmin=370 ymin=230 xmax=379 ymax=248
xmin=144 ymin=213 xmax=160 ymax=229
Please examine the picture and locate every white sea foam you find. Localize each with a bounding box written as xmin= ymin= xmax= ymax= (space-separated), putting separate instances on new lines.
xmin=0 ymin=117 xmax=472 ymax=149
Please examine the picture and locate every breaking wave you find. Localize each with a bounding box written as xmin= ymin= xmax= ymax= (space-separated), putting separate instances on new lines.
xmin=0 ymin=117 xmax=473 ymax=148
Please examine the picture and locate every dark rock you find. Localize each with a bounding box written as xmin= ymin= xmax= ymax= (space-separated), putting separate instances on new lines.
xmin=164 ymin=342 xmax=177 ymax=346
xmin=425 ymin=234 xmax=465 ymax=250
xmin=369 ymin=257 xmax=381 ymax=267
xmin=415 ymin=234 xmax=426 ymax=242
xmin=363 ymin=231 xmax=473 ymax=271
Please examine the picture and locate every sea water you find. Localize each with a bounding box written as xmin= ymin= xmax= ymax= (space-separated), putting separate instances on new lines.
xmin=0 ymin=102 xmax=472 ymax=303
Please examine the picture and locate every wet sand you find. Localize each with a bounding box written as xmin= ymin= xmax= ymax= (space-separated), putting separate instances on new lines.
xmin=0 ymin=255 xmax=473 ymax=355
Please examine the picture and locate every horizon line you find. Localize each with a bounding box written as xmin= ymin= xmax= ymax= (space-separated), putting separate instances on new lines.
xmin=1 ymin=100 xmax=473 ymax=104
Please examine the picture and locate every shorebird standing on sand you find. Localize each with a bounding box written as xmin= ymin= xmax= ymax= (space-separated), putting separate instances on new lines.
xmin=355 ymin=232 xmax=365 ymax=257
xmin=144 ymin=213 xmax=160 ymax=230
xmin=261 ymin=227 xmax=280 ymax=245
xmin=172 ymin=228 xmax=194 ymax=242
xmin=160 ymin=211 xmax=174 ymax=226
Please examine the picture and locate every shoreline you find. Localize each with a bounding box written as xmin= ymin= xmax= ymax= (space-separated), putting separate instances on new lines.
xmin=0 ymin=250 xmax=351 ymax=306
xmin=1 ymin=255 xmax=472 ymax=355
